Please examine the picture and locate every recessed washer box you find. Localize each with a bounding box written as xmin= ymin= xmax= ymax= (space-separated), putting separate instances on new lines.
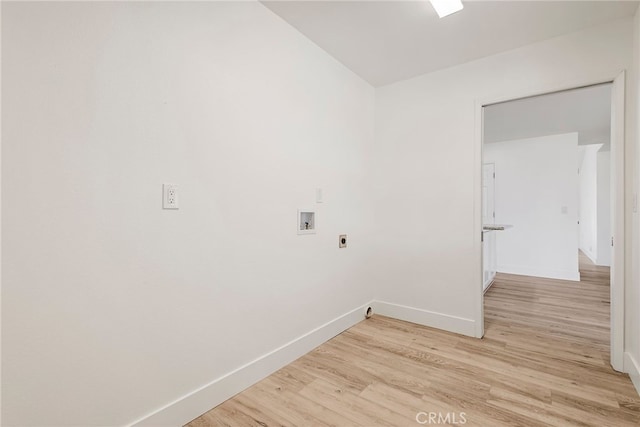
xmin=297 ymin=209 xmax=316 ymax=235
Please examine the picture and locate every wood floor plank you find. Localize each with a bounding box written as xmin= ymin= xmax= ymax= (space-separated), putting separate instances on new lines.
xmin=186 ymin=252 xmax=640 ymax=426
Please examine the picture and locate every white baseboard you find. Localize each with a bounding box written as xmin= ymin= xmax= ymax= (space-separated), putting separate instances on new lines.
xmin=624 ymin=352 xmax=640 ymax=397
xmin=128 ymin=300 xmax=475 ymax=425
xmin=580 ymin=247 xmax=597 ymax=264
xmin=372 ymin=301 xmax=476 ymax=337
xmin=128 ymin=301 xmax=374 ymax=427
xmin=594 ymin=257 xmax=611 ymax=267
xmin=497 ymin=264 xmax=580 ymax=281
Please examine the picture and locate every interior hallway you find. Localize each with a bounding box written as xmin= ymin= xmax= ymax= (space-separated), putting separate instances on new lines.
xmin=187 ymin=256 xmax=640 ymax=426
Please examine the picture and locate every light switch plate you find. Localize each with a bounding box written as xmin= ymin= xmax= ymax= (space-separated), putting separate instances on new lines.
xmin=339 ymin=234 xmax=347 ymax=248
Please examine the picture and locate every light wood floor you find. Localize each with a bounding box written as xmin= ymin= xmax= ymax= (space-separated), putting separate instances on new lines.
xmin=187 ymin=255 xmax=640 ymax=426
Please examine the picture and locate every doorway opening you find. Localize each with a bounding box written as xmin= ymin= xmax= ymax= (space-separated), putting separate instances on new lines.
xmin=477 ymin=75 xmax=625 ymax=371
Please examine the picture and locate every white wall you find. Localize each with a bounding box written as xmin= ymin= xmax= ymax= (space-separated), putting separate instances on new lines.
xmin=373 ymin=18 xmax=633 ymax=335
xmin=597 ymin=150 xmax=612 ymax=266
xmin=1 ymin=2 xmax=375 ymax=426
xmin=579 ymin=144 xmax=600 ymax=263
xmin=4 ymin=3 xmax=640 ymax=424
xmin=484 ymin=134 xmax=579 ymax=281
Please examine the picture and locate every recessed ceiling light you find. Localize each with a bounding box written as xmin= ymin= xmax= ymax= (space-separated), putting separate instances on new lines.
xmin=429 ymin=0 xmax=464 ymax=18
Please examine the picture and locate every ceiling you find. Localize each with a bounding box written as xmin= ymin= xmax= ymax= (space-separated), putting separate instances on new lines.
xmin=262 ymin=1 xmax=638 ymax=87
xmin=484 ymin=83 xmax=612 ymax=148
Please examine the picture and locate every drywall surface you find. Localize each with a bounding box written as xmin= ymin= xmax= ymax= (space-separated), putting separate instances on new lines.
xmin=373 ymin=18 xmax=632 ymax=330
xmin=597 ymin=150 xmax=612 ymax=266
xmin=485 ymin=134 xmax=579 ymax=281
xmin=3 ymin=2 xmax=639 ymax=425
xmin=579 ymin=144 xmax=600 ymax=263
xmin=1 ymin=2 xmax=374 ymax=425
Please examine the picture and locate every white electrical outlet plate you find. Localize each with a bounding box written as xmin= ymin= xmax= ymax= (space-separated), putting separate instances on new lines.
xmin=163 ymin=183 xmax=179 ymax=209
xmin=316 ymin=188 xmax=323 ymax=203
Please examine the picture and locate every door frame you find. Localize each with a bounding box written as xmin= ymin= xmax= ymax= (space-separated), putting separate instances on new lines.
xmin=482 ymin=162 xmax=497 ymax=291
xmin=473 ymin=71 xmax=626 ymax=372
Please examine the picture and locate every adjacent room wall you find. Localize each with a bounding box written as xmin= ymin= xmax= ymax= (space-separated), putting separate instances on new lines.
xmin=579 ymin=144 xmax=601 ymax=263
xmin=597 ymin=149 xmax=612 ymax=267
xmin=373 ymin=17 xmax=633 ymax=336
xmin=484 ymin=133 xmax=580 ymax=281
xmin=1 ymin=2 xmax=375 ymax=426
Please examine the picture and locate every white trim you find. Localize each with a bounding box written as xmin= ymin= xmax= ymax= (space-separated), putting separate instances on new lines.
xmin=624 ymin=352 xmax=640 ymax=397
xmin=478 ymin=73 xmax=621 ymax=108
xmin=127 ymin=300 xmax=474 ymax=426
xmin=474 ymin=99 xmax=485 ymax=338
xmin=610 ymin=71 xmax=626 ymax=372
xmin=373 ymin=301 xmax=476 ymax=337
xmin=0 ymin=2 xmax=3 ymax=420
xmin=580 ymin=248 xmax=598 ymax=265
xmin=475 ymin=71 xmax=627 ymax=372
xmin=128 ymin=302 xmax=373 ymax=427
xmin=496 ymin=265 xmax=580 ymax=282
xmin=483 ymin=279 xmax=495 ymax=294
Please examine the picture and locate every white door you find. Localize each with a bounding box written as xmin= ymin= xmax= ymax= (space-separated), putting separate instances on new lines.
xmin=483 ymin=163 xmax=496 ymax=289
